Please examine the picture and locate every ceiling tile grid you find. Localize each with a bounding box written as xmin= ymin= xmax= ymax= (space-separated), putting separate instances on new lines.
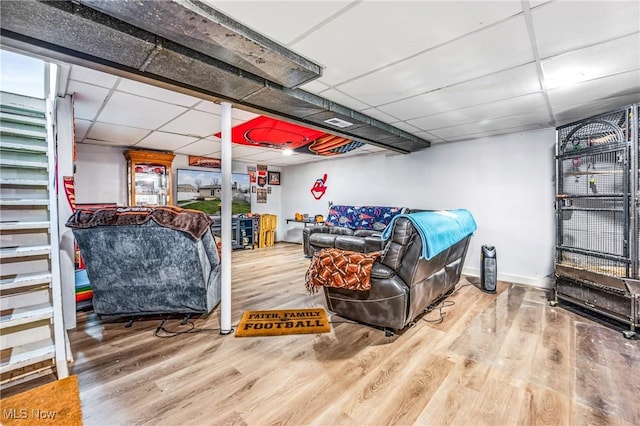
xmin=334 ymin=15 xmax=535 ymax=106
xmin=86 ymin=122 xmax=150 ymax=145
xmin=288 ymin=1 xmax=523 ymax=86
xmin=57 ymin=0 xmax=640 ymax=163
xmin=174 ymin=137 xmax=222 ymax=156
xmin=531 ymin=0 xmax=640 ymax=59
xmin=134 ymin=131 xmax=199 ymax=151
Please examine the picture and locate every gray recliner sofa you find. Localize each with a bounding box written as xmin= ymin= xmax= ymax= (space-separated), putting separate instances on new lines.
xmin=303 ymin=205 xmax=407 ymax=256
xmin=67 ymin=206 xmax=221 ymax=318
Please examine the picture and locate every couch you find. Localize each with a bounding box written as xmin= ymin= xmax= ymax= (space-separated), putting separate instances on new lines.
xmin=320 ymin=212 xmax=475 ymax=331
xmin=67 ymin=206 xmax=221 ymax=318
xmin=303 ymin=205 xmax=406 ymax=257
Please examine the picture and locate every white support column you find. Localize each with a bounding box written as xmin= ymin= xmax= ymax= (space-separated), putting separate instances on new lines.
xmin=55 ymin=95 xmax=76 ymax=330
xmin=220 ymin=102 xmax=233 ymax=334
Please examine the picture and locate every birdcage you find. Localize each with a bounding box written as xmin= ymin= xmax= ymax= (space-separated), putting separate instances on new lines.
xmin=554 ymin=104 xmax=639 ymax=338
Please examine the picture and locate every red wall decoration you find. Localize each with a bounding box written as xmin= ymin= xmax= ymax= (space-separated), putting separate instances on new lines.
xmin=311 ymin=174 xmax=328 ymax=200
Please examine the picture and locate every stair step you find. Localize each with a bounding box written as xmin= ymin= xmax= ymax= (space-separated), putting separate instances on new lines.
xmin=0 ymin=139 xmax=48 ymax=153
xmin=0 ymin=273 xmax=52 ymax=291
xmin=0 ymin=288 xmax=50 ymax=311
xmin=0 ymin=125 xmax=47 ymax=140
xmin=0 ymin=344 xmax=55 ymax=374
xmin=0 ymin=178 xmax=49 ymax=187
xmin=0 ymin=111 xmax=46 ymax=127
xmin=0 ymin=199 xmax=49 ymax=206
xmin=0 ymin=304 xmax=53 ymax=329
xmin=0 ymin=221 xmax=50 ymax=231
xmin=0 ymin=244 xmax=51 ymax=259
xmin=0 ymin=158 xmax=48 ymax=169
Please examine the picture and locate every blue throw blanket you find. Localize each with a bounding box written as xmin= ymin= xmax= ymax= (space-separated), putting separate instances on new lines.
xmin=381 ymin=209 xmax=477 ymax=260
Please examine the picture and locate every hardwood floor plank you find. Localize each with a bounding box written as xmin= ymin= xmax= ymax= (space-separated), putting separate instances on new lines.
xmin=4 ymin=242 xmax=635 ymax=425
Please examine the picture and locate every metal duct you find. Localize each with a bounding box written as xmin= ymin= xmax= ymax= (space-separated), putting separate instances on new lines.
xmin=75 ymin=0 xmax=322 ymax=89
xmin=0 ymin=0 xmax=431 ymax=153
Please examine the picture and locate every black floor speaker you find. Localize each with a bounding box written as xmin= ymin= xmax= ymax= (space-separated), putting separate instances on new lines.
xmin=480 ymin=245 xmax=497 ymax=293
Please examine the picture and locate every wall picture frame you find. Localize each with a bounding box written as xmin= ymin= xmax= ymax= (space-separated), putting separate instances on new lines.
xmin=268 ymin=171 xmax=281 ymax=185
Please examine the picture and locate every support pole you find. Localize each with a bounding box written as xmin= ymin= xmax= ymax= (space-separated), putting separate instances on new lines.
xmin=220 ymin=102 xmax=233 ymax=334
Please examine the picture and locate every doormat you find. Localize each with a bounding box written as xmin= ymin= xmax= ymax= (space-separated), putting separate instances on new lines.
xmin=1 ymin=375 xmax=82 ymax=425
xmin=235 ymin=308 xmax=331 ymax=337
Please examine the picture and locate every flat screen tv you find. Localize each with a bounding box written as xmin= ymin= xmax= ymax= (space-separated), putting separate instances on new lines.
xmin=176 ymin=168 xmax=251 ymax=214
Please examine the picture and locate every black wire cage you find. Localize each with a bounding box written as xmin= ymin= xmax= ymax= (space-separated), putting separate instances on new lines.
xmin=553 ymin=104 xmax=639 ymax=338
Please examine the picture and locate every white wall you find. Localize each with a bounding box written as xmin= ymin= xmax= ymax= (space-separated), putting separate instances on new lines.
xmin=75 ymin=144 xmax=128 ymax=205
xmin=282 ymin=128 xmax=556 ymax=288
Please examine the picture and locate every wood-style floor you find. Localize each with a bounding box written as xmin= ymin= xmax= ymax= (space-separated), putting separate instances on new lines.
xmin=6 ymin=243 xmax=640 ymax=425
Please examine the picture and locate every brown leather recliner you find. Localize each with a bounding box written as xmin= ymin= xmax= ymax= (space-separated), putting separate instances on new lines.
xmin=323 ymin=217 xmax=471 ymax=331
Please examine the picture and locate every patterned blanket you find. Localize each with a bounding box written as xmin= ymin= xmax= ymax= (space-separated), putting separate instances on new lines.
xmin=66 ymin=206 xmax=213 ymax=240
xmin=305 ymin=248 xmax=381 ymax=294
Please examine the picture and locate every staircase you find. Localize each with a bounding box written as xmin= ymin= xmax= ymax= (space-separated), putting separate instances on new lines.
xmin=0 ymin=92 xmax=69 ymax=387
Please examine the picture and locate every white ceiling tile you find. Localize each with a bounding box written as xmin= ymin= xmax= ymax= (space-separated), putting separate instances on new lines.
xmin=292 ymin=1 xmax=522 ymax=85
xmin=268 ymin=154 xmax=310 ymax=166
xmin=320 ymin=89 xmax=370 ymax=111
xmin=529 ymin=0 xmax=552 ymax=7
xmin=532 ymin=1 xmax=640 ymax=58
xmin=116 ymin=78 xmax=200 ymax=107
xmin=86 ymin=122 xmax=150 ymax=145
xmin=204 ymin=1 xmax=352 ymax=45
xmin=81 ymin=137 xmax=130 ymax=147
xmin=299 ymin=80 xmax=330 ymax=94
xmin=160 ymin=110 xmax=220 ymax=138
xmin=337 ymin=16 xmax=534 ymax=106
xmin=231 ymin=144 xmax=269 ymax=158
xmin=69 ymin=65 xmax=119 ymax=88
xmin=553 ymin=92 xmax=640 ymax=126
xmin=194 ymin=101 xmax=222 ymax=114
xmin=174 ymin=138 xmax=223 ymax=156
xmin=67 ymin=81 xmax=110 ymax=120
xmin=444 ymin=124 xmax=548 ymax=142
xmin=97 ymin=92 xmax=188 ymax=129
xmin=542 ymin=33 xmax=640 ymax=90
xmin=429 ymin=109 xmax=551 ymax=139
xmin=408 ymin=93 xmax=549 ymax=131
xmin=74 ymin=119 xmax=91 ymax=140
xmin=232 ymin=108 xmax=259 ymax=122
xmin=242 ymin=150 xmax=288 ymax=162
xmin=378 ymin=63 xmax=541 ymax=120
xmin=548 ymin=69 xmax=640 ymax=108
xmin=134 ymin=131 xmax=198 ymax=151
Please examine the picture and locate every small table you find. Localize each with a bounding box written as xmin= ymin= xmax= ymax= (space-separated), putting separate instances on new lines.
xmin=286 ymin=219 xmax=323 ymax=227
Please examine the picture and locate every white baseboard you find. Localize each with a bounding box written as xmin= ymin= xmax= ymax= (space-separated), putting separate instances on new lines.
xmin=463 ymin=267 xmax=553 ymax=289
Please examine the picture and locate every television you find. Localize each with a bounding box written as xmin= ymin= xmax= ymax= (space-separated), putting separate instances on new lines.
xmin=176 ymin=168 xmax=251 ymax=214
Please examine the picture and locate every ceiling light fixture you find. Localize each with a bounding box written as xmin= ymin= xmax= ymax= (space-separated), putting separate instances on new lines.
xmin=324 ymin=117 xmax=354 ymax=128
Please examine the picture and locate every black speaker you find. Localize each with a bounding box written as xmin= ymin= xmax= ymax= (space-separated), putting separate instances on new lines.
xmin=480 ymin=245 xmax=497 ymax=294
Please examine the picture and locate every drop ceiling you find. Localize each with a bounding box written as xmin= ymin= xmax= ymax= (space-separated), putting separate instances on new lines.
xmin=4 ymin=0 xmax=640 ymax=166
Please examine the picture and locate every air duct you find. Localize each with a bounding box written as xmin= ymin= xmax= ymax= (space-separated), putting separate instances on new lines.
xmin=0 ymin=0 xmax=430 ymax=153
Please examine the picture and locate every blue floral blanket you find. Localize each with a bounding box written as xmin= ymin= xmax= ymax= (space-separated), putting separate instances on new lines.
xmin=325 ymin=205 xmax=404 ymax=231
xmin=381 ymin=209 xmax=477 ymax=259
